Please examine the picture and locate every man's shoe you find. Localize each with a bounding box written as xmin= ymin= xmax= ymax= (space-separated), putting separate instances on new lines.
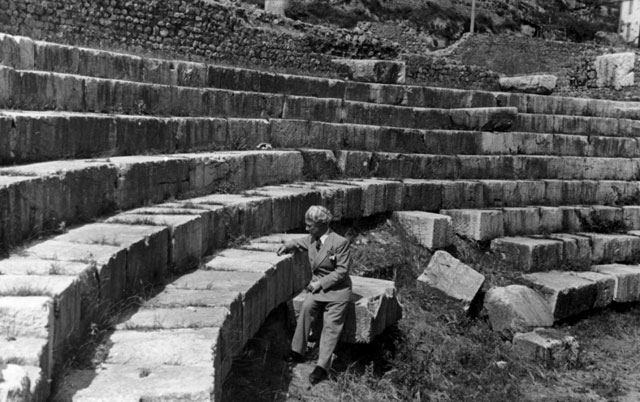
xmin=308 ymin=366 xmax=327 ymax=385
xmin=286 ymin=350 xmax=305 ymax=363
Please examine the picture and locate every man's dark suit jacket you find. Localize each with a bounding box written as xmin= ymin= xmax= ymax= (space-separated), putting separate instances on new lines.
xmin=287 ymin=230 xmax=352 ymax=302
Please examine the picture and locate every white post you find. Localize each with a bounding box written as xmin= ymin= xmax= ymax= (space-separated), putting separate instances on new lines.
xmin=470 ymin=0 xmax=476 ymax=34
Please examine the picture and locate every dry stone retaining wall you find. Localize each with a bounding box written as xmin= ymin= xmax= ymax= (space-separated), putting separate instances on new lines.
xmin=0 ymin=0 xmax=398 ymax=77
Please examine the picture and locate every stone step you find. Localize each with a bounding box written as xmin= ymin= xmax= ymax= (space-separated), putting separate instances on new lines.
xmin=330 ymin=151 xmax=640 ymax=181
xmin=514 ymin=113 xmax=640 ymax=137
xmin=291 ymin=275 xmax=402 ymax=343
xmin=442 ymin=205 xmax=640 ymax=241
xmin=0 ymin=65 xmax=515 ymax=132
xmin=491 ymin=232 xmax=640 ymax=272
xmin=1 ymin=33 xmax=637 ymax=119
xmin=5 ymin=111 xmax=640 ymax=166
xmin=0 ymin=150 xmax=303 ymax=251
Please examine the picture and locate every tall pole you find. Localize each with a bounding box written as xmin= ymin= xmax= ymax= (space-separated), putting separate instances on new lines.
xmin=470 ymin=0 xmax=476 ymax=34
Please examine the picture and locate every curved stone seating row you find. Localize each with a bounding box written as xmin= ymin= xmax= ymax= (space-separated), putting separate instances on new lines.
xmin=1 ymin=32 xmax=638 ymax=120
xmin=5 ymin=145 xmax=640 ymax=251
xmin=0 ymin=178 xmax=411 ymax=402
xmin=331 ymin=150 xmax=640 ymax=181
xmin=0 ymin=150 xmax=302 ymax=251
xmin=491 ymin=232 xmax=640 ymax=272
xmin=514 ymin=112 xmax=640 ymax=138
xmin=487 ymin=262 xmax=640 ymax=334
xmin=0 ymin=65 xmax=511 ymax=132
xmin=4 ymin=112 xmax=640 ymax=166
xmin=442 ymin=205 xmax=640 ymax=242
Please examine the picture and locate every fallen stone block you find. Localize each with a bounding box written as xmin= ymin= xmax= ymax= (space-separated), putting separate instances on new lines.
xmin=292 ymin=276 xmax=402 ymax=343
xmin=592 ymin=264 xmax=640 ymax=302
xmin=579 ymin=233 xmax=640 ymax=263
xmin=499 ymin=74 xmax=557 ymax=95
xmin=332 ymin=58 xmax=406 ymax=84
xmin=418 ymin=250 xmax=484 ymax=308
xmin=513 ymin=328 xmax=579 ymax=368
xmin=484 ymin=285 xmax=554 ymax=334
xmin=521 ymin=271 xmax=598 ymax=321
xmin=441 ymin=209 xmax=504 ymax=241
xmin=595 ymin=52 xmax=635 ymax=90
xmin=392 ymin=211 xmax=453 ymax=249
xmin=491 ymin=236 xmax=563 ymax=272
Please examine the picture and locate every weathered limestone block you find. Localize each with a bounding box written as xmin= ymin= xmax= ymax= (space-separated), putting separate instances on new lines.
xmin=502 ymin=207 xmax=541 ymax=236
xmin=441 ymin=209 xmax=504 ymax=241
xmin=499 ymin=75 xmax=558 ymax=95
xmin=491 ymin=237 xmax=563 ymax=272
xmin=513 ymin=328 xmax=579 ymax=368
xmin=23 ymin=241 xmax=126 ymax=312
xmin=56 ymin=364 xmax=216 ymax=402
xmin=401 ymin=179 xmax=443 ymax=211
xmin=107 ymin=213 xmax=202 ymax=273
xmin=251 ymin=185 xmax=322 ymax=233
xmin=418 ymin=251 xmax=484 ymax=307
xmin=579 ymin=233 xmax=640 ymax=263
xmin=484 ymin=285 xmax=554 ymax=334
xmin=345 ymin=179 xmax=404 ymax=216
xmin=116 ymin=307 xmax=230 ymax=331
xmin=171 ymin=269 xmax=266 ymax=343
xmin=0 ymin=364 xmax=31 ymax=402
xmin=521 ymin=271 xmax=598 ymax=321
xmin=546 ymin=233 xmax=592 ymax=270
xmin=623 ymin=206 xmax=640 ymax=230
xmin=0 ymin=275 xmax=80 ymax=363
xmin=264 ymin=0 xmax=288 ymax=14
xmin=293 ymin=276 xmax=401 ymax=343
xmin=105 ymin=328 xmax=221 ymax=368
xmin=0 ymin=337 xmax=48 ymax=377
xmin=55 ymin=223 xmax=170 ymax=294
xmin=539 ymin=206 xmax=564 ymax=233
xmin=592 ymin=264 xmax=640 ymax=302
xmin=332 ymin=58 xmax=406 ymax=84
xmin=571 ymin=271 xmax=615 ymax=308
xmin=595 ymin=52 xmax=635 ymax=89
xmin=392 ymin=211 xmax=453 ymax=249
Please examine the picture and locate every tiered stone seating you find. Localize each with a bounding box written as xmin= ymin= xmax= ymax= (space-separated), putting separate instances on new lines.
xmin=2 ymin=31 xmax=640 ymax=401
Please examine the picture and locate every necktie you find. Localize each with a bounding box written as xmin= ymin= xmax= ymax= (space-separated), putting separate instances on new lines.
xmin=315 ymin=239 xmax=321 ymax=251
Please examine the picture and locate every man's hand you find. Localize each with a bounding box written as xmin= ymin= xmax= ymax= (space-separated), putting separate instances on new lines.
xmin=306 ymin=281 xmax=322 ymax=293
xmin=276 ymin=244 xmax=290 ymax=256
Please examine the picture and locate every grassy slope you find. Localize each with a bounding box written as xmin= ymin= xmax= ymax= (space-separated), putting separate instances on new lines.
xmin=221 ymin=216 xmax=640 ymax=402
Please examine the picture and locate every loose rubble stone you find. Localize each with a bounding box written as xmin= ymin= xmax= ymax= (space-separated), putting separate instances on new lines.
xmin=418 ymin=250 xmax=484 ymax=307
xmin=499 ymin=75 xmax=557 ymax=95
xmin=484 ymin=285 xmax=554 ymax=334
xmin=513 ymin=328 xmax=580 ymax=368
xmin=392 ymin=211 xmax=453 ymax=249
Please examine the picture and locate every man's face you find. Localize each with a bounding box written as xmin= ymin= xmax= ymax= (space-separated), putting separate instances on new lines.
xmin=305 ymin=219 xmax=325 ymax=240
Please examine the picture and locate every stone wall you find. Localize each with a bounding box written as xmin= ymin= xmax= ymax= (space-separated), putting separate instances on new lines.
xmin=403 ymin=54 xmax=501 ymax=90
xmin=0 ymin=0 xmax=399 ymax=76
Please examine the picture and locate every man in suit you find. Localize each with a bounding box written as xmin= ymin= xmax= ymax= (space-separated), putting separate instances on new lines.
xmin=277 ymin=205 xmax=352 ymax=385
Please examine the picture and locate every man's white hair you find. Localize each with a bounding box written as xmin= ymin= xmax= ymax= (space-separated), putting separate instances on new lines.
xmin=305 ymin=205 xmax=333 ymax=224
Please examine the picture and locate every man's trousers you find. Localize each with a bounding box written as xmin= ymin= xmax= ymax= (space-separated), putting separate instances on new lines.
xmin=291 ymin=294 xmax=349 ymax=369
